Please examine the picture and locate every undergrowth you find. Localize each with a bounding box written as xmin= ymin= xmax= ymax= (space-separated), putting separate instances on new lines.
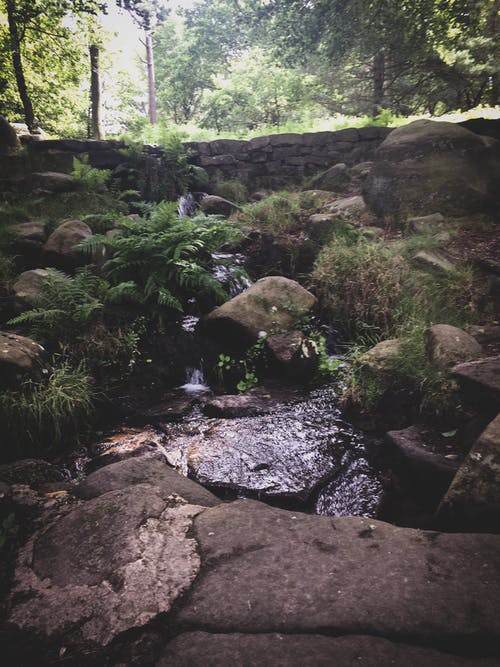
xmin=313 ymin=224 xmax=490 ymax=422
xmin=0 ymin=361 xmax=96 ymax=460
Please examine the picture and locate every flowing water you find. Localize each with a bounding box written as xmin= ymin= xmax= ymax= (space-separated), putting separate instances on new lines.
xmin=62 ymin=381 xmax=384 ymax=520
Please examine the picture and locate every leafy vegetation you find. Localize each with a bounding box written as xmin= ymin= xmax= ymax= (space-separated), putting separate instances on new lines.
xmin=2 ymin=0 xmax=498 ymax=138
xmin=312 ymin=220 xmax=491 ymax=421
xmin=0 ymin=361 xmax=97 ymax=459
xmin=79 ymin=203 xmax=244 ymax=321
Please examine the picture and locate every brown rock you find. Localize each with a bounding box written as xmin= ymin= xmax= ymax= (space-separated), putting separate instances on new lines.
xmin=425 ymin=324 xmax=483 ymax=369
xmin=437 ymin=413 xmax=500 ymax=531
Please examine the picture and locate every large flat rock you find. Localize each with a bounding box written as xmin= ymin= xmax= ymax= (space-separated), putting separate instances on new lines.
xmin=160 ymin=386 xmax=380 ymax=504
xmin=177 ymin=500 xmax=500 ymax=650
xmin=157 ymin=632 xmax=499 ymax=667
xmin=8 ymin=485 xmax=204 ymax=650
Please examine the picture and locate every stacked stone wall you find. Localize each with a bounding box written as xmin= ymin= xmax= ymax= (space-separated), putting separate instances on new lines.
xmin=184 ymin=127 xmax=393 ymax=188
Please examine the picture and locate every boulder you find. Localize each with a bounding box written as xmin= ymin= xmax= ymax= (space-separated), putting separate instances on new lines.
xmin=203 ymin=277 xmax=317 ymax=349
xmin=177 ymin=499 xmax=500 ymax=645
xmin=157 ymin=632 xmax=499 ymax=667
xmin=407 ymin=213 xmax=445 ymax=233
xmin=306 ymin=163 xmax=349 ymax=191
xmin=199 ymin=195 xmax=240 ymax=217
xmin=363 ymin=119 xmax=500 ymax=217
xmin=0 ymin=331 xmax=46 ymax=389
xmin=12 ymin=269 xmax=49 ymax=307
xmin=25 ymin=171 xmax=76 ymax=194
xmin=7 ymin=485 xmax=204 ymax=654
xmin=466 ymin=325 xmax=500 ymax=355
xmin=361 ymin=339 xmax=402 ymax=373
xmin=0 ymin=115 xmax=20 ymax=154
xmin=266 ymin=330 xmax=318 ymax=380
xmin=452 ymin=355 xmax=500 ymax=409
xmin=43 ymin=219 xmax=92 ymax=268
xmin=322 ymin=194 xmax=371 ymax=222
xmin=437 ymin=413 xmax=500 ymax=531
xmin=11 ymin=221 xmax=47 ymax=255
xmin=425 ymin=324 xmax=483 ymax=369
xmin=385 ymin=426 xmax=460 ymax=507
xmin=74 ymin=457 xmax=220 ymax=507
xmin=412 ymin=250 xmax=455 ymax=274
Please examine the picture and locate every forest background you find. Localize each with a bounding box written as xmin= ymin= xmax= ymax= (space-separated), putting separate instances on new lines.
xmin=1 ymin=0 xmax=499 ymax=142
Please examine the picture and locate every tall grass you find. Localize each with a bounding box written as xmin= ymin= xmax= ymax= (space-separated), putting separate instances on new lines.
xmin=0 ymin=362 xmax=96 ymax=461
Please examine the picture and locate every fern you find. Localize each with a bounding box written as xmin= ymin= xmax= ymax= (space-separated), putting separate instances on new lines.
xmin=82 ymin=207 xmax=244 ymax=319
xmin=72 ymin=156 xmax=111 ymax=193
xmin=7 ymin=268 xmax=134 ymax=345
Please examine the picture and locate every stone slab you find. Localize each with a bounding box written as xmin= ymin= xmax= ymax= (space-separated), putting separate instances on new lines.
xmin=74 ymin=457 xmax=220 ymax=506
xmin=157 ymin=632 xmax=500 ymax=667
xmin=8 ymin=485 xmax=204 ymax=649
xmin=177 ymin=500 xmax=500 ymax=649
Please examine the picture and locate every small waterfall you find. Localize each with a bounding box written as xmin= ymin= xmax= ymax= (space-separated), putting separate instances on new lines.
xmin=212 ymin=252 xmax=252 ymax=297
xmin=180 ymin=367 xmax=210 ymax=394
xmin=177 ymin=192 xmax=207 ymax=217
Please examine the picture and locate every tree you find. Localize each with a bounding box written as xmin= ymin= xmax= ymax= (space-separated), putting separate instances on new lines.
xmin=240 ymin=0 xmax=494 ymax=116
xmin=116 ymin=0 xmax=169 ymax=124
xmin=1 ymin=0 xmax=104 ymax=132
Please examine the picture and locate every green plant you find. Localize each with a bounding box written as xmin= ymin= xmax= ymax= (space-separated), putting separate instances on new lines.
xmin=80 ymin=205 xmax=243 ymax=321
xmin=308 ymin=334 xmax=342 ymax=378
xmin=237 ymin=192 xmax=301 ymax=234
xmin=212 ymin=179 xmax=248 ymax=204
xmin=215 ymin=352 xmax=260 ymax=393
xmin=8 ymin=268 xmax=142 ymax=381
xmin=0 ymin=361 xmax=96 ymax=460
xmin=72 ymin=156 xmax=111 ymax=193
xmin=8 ymin=268 xmax=136 ymax=344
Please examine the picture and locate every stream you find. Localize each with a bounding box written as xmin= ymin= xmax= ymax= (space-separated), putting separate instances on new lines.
xmin=60 ymin=373 xmax=385 ymax=519
xmin=59 ymin=248 xmax=385 ymax=520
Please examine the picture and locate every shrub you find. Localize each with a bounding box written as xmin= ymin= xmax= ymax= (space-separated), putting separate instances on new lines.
xmin=80 ymin=204 xmax=244 ymax=321
xmin=236 ymin=192 xmax=301 ymax=234
xmin=313 ymin=237 xmax=408 ymax=340
xmin=0 ymin=361 xmax=96 ymax=461
xmin=212 ymin=179 xmax=248 ymax=204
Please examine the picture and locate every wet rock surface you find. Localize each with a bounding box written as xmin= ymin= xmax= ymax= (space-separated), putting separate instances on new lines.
xmin=177 ymin=499 xmax=500 ymax=649
xmin=160 ymin=386 xmax=382 ymax=506
xmin=157 ymin=632 xmax=500 ymax=667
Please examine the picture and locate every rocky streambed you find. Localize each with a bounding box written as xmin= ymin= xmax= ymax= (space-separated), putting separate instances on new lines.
xmin=60 ymin=383 xmax=384 ymax=520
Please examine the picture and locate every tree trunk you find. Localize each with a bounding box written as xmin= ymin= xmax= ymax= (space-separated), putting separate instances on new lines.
xmin=145 ymin=29 xmax=157 ymax=125
xmin=372 ymin=49 xmax=385 ymax=116
xmin=89 ymin=43 xmax=105 ymax=139
xmin=6 ymin=0 xmax=38 ymax=132
xmin=488 ymin=0 xmax=499 ymax=106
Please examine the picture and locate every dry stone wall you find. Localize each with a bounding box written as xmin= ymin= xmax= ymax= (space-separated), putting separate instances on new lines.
xmin=184 ymin=126 xmax=393 ymax=188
